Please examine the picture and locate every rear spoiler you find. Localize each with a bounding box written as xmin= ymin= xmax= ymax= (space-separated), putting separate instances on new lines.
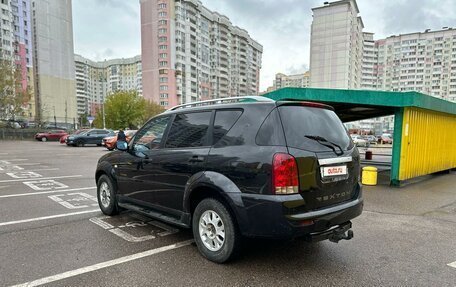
xmin=275 ymin=99 xmax=334 ymax=111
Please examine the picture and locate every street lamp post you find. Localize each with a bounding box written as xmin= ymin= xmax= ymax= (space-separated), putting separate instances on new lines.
xmin=53 ymin=106 xmax=57 ymax=128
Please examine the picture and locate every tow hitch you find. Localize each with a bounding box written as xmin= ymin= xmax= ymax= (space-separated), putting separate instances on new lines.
xmin=306 ymin=221 xmax=354 ymax=242
xmin=329 ymin=228 xmax=353 ymax=243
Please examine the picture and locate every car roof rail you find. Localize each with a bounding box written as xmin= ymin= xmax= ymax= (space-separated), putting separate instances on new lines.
xmin=166 ymin=96 xmax=274 ymax=112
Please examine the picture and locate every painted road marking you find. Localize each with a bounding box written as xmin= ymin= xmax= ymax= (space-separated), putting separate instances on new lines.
xmin=0 ymin=186 xmax=96 ymax=199
xmin=48 ymin=192 xmax=98 ymax=209
xmin=0 ymin=209 xmax=99 ymax=227
xmin=448 ymin=261 xmax=456 ymax=268
xmin=11 ymin=240 xmax=193 ymax=287
xmin=0 ymin=175 xmax=82 ymax=183
xmin=0 ymin=160 xmax=11 ymax=165
xmin=0 ymin=159 xmax=28 ymax=162
xmin=6 ymin=171 xmax=42 ymax=179
xmin=23 ymin=180 xmax=69 ymax=191
xmin=90 ymin=213 xmax=178 ymax=242
xmin=0 ymin=165 xmax=24 ymax=171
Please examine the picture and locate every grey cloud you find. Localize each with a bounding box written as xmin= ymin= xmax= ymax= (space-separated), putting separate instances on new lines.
xmin=359 ymin=0 xmax=456 ymax=38
xmin=96 ymin=0 xmax=138 ymax=17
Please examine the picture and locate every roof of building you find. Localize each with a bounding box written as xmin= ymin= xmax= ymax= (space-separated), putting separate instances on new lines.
xmin=263 ymin=88 xmax=456 ymax=122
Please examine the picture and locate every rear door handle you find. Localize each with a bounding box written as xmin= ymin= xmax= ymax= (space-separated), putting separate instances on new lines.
xmin=189 ymin=156 xmax=205 ymax=163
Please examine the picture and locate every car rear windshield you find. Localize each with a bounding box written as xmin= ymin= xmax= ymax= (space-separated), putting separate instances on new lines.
xmin=278 ymin=105 xmax=352 ymax=153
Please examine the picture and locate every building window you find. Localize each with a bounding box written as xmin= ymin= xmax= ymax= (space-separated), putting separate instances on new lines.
xmin=158 ymin=11 xmax=167 ymax=17
xmin=159 ymin=53 xmax=167 ymax=59
xmin=159 ymin=85 xmax=168 ymax=91
xmin=159 ymin=77 xmax=168 ymax=83
xmin=158 ymin=3 xmax=167 ymax=9
xmin=159 ymin=69 xmax=168 ymax=74
xmin=158 ymin=36 xmax=167 ymax=42
xmin=158 ymin=28 xmax=167 ymax=34
xmin=158 ymin=20 xmax=167 ymax=25
xmin=160 ymin=93 xmax=168 ymax=98
xmin=159 ymin=61 xmax=168 ymax=67
xmin=159 ymin=45 xmax=167 ymax=50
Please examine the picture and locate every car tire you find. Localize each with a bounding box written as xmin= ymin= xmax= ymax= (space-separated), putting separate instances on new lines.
xmin=41 ymin=137 xmax=47 ymax=142
xmin=97 ymin=174 xmax=119 ymax=216
xmin=76 ymin=140 xmax=84 ymax=147
xmin=192 ymin=198 xmax=241 ymax=263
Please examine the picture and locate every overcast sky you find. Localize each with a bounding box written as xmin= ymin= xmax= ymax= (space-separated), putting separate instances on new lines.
xmin=73 ymin=0 xmax=456 ymax=91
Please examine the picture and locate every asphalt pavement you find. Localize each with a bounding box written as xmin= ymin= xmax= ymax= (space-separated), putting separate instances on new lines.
xmin=0 ymin=140 xmax=455 ymax=286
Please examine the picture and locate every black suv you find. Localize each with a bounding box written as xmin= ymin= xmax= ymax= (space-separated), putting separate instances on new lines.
xmin=95 ymin=97 xmax=363 ymax=263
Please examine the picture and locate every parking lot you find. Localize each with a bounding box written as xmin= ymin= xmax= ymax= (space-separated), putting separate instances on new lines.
xmin=0 ymin=141 xmax=455 ymax=286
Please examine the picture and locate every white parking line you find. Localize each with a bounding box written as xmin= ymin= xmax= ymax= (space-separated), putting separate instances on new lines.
xmin=448 ymin=261 xmax=456 ymax=268
xmin=0 ymin=175 xmax=82 ymax=183
xmin=0 ymin=159 xmax=28 ymax=162
xmin=11 ymin=240 xmax=193 ymax=287
xmin=0 ymin=186 xmax=96 ymax=198
xmin=0 ymin=209 xmax=100 ymax=227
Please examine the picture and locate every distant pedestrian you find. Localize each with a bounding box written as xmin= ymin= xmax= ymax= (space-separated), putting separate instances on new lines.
xmin=117 ymin=129 xmax=126 ymax=142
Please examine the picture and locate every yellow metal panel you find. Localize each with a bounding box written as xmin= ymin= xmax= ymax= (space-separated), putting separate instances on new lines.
xmin=399 ymin=107 xmax=456 ymax=180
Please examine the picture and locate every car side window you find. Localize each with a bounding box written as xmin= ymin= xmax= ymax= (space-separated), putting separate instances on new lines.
xmin=213 ymin=109 xmax=243 ymax=145
xmin=165 ymin=112 xmax=211 ymax=148
xmin=133 ymin=116 xmax=170 ymax=151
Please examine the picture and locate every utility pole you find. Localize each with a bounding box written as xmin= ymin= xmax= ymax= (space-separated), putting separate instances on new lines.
xmin=53 ymin=106 xmax=57 ymax=128
xmin=102 ymin=102 xmax=106 ymax=129
xmin=65 ymin=100 xmax=67 ymax=128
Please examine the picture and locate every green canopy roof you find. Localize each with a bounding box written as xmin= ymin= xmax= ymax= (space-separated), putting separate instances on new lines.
xmin=263 ymin=88 xmax=456 ymax=122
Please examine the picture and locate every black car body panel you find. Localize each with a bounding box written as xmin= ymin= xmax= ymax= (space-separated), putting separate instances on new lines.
xmin=67 ymin=129 xmax=113 ymax=146
xmin=96 ymin=100 xmax=363 ymax=239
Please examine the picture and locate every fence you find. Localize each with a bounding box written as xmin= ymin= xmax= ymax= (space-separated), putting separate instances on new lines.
xmin=0 ymin=128 xmax=54 ymax=140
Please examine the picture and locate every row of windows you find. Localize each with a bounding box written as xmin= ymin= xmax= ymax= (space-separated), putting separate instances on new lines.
xmin=134 ymin=110 xmax=241 ymax=150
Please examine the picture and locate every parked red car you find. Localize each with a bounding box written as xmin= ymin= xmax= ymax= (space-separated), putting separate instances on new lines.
xmin=35 ymin=130 xmax=68 ymax=142
xmin=102 ymin=130 xmax=137 ymax=151
xmin=60 ymin=129 xmax=88 ymax=144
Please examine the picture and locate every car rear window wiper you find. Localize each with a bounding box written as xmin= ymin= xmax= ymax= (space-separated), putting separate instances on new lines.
xmin=304 ymin=135 xmax=344 ymax=156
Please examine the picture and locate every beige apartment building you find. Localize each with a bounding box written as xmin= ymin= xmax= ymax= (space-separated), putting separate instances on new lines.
xmin=74 ymin=55 xmax=142 ymax=117
xmin=141 ymin=0 xmax=262 ymax=108
xmin=376 ymin=28 xmax=456 ymax=102
xmin=310 ymin=0 xmax=364 ymax=89
xmin=274 ymin=72 xmax=310 ymax=90
xmin=32 ymin=0 xmax=77 ymax=124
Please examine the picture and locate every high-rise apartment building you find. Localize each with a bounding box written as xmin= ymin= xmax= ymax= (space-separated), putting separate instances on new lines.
xmin=31 ymin=0 xmax=77 ymax=124
xmin=375 ymin=28 xmax=456 ymax=102
xmin=310 ymin=0 xmax=364 ymax=89
xmin=0 ymin=0 xmax=14 ymax=61
xmin=361 ymin=32 xmax=377 ymax=90
xmin=141 ymin=0 xmax=262 ymax=108
xmin=274 ymin=72 xmax=310 ymax=89
xmin=74 ymin=54 xmax=142 ymax=117
xmin=0 ymin=0 xmax=34 ymax=119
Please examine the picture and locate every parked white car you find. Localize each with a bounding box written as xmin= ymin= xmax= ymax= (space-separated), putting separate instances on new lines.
xmin=350 ymin=134 xmax=368 ymax=147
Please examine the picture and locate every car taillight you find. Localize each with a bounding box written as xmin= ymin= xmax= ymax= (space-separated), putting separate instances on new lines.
xmin=272 ymin=153 xmax=299 ymax=195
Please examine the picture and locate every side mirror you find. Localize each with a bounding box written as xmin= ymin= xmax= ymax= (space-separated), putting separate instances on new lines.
xmin=116 ymin=141 xmax=128 ymax=151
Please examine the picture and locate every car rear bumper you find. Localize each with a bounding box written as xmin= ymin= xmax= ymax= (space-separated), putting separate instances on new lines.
xmin=229 ymin=184 xmax=363 ymax=239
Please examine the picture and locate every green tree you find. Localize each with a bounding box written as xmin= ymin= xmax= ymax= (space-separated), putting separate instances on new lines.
xmin=143 ymin=100 xmax=165 ymax=123
xmin=94 ymin=90 xmax=146 ymax=130
xmin=93 ymin=91 xmax=166 ymax=130
xmin=0 ymin=59 xmax=31 ymax=120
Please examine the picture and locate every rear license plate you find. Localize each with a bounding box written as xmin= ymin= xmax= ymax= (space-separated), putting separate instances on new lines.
xmin=321 ymin=165 xmax=347 ymax=177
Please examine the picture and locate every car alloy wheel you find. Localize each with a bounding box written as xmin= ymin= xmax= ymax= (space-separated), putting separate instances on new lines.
xmin=96 ymin=174 xmax=119 ymax=216
xmin=76 ymin=140 xmax=84 ymax=147
xmin=41 ymin=137 xmax=47 ymax=142
xmin=99 ymin=181 xmax=111 ymax=209
xmin=192 ymin=198 xmax=240 ymax=263
xmin=199 ymin=210 xmax=225 ymax=252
